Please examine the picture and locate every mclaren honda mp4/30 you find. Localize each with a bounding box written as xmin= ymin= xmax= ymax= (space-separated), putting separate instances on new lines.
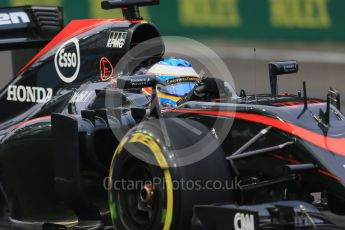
xmin=0 ymin=0 xmax=344 ymax=229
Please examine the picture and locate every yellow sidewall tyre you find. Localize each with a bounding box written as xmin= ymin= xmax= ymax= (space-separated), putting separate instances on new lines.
xmin=109 ymin=118 xmax=232 ymax=230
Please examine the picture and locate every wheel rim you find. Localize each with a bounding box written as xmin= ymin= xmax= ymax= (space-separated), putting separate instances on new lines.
xmin=117 ymin=157 xmax=162 ymax=230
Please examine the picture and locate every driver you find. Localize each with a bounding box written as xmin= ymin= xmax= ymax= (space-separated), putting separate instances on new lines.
xmin=143 ymin=58 xmax=201 ymax=107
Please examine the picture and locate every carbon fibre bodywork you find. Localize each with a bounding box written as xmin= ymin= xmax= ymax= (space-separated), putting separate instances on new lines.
xmin=168 ymin=100 xmax=345 ymax=200
xmin=0 ymin=1 xmax=344 ymax=229
xmin=0 ymin=15 xmax=161 ymax=228
xmin=166 ymin=98 xmax=345 ymax=229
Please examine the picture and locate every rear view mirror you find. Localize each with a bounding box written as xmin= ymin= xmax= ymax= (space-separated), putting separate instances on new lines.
xmin=117 ymin=75 xmax=157 ymax=90
xmin=117 ymin=74 xmax=161 ymax=118
xmin=101 ymin=0 xmax=160 ymax=20
xmin=102 ymin=0 xmax=160 ymax=9
xmin=269 ymin=61 xmax=298 ymax=75
xmin=269 ymin=61 xmax=298 ymax=95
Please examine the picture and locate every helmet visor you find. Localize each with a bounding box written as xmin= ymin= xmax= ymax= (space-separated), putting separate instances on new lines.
xmin=159 ymin=82 xmax=197 ymax=97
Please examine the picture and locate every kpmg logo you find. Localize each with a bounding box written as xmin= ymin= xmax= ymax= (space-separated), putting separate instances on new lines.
xmin=106 ymin=31 xmax=127 ymax=48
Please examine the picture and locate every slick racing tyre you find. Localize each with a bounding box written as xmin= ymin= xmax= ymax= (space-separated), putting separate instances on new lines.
xmin=108 ymin=118 xmax=233 ymax=230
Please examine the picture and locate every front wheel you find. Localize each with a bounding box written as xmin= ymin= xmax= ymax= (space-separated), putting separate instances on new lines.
xmin=108 ymin=118 xmax=233 ymax=230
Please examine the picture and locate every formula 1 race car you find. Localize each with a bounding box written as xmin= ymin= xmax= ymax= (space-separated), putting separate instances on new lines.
xmin=0 ymin=0 xmax=344 ymax=229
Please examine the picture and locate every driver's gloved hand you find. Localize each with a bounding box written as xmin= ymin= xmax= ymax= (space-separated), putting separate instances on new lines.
xmin=194 ymin=77 xmax=232 ymax=100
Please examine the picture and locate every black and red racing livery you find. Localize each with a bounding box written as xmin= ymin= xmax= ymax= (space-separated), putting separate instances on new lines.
xmin=0 ymin=0 xmax=344 ymax=229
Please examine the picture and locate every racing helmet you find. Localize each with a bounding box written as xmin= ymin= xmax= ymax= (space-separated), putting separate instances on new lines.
xmin=143 ymin=58 xmax=200 ymax=107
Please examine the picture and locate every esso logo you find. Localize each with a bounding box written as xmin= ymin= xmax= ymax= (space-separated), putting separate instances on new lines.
xmin=58 ymin=49 xmax=77 ymax=68
xmin=54 ymin=38 xmax=80 ymax=83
